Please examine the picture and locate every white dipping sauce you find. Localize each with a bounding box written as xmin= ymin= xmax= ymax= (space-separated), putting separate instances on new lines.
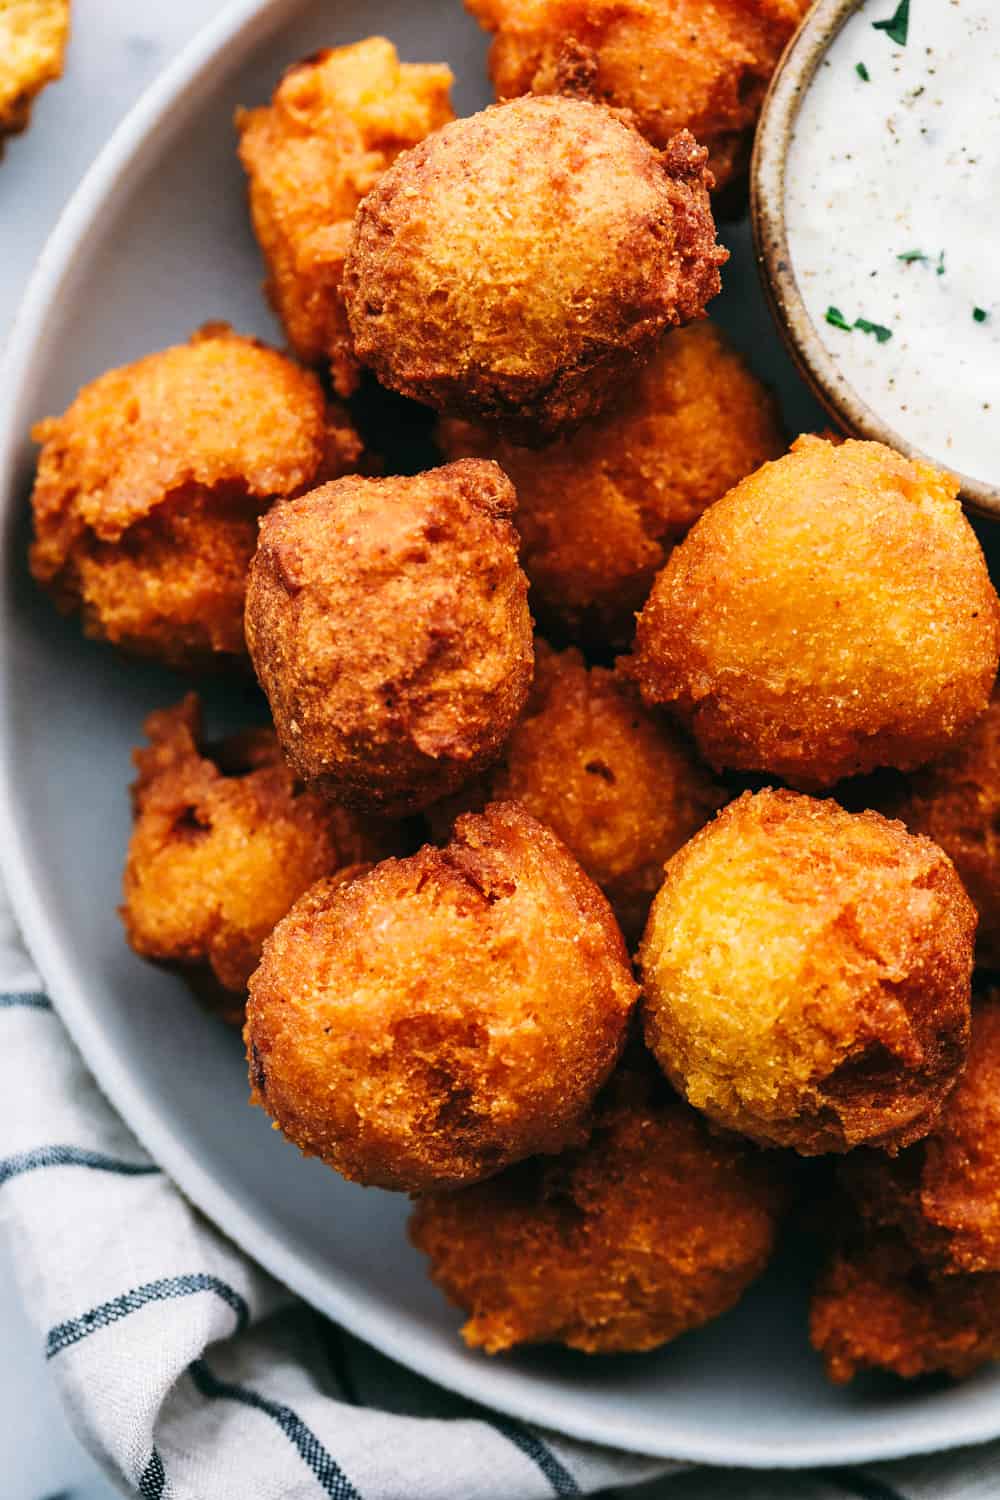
xmin=785 ymin=0 xmax=999 ymax=486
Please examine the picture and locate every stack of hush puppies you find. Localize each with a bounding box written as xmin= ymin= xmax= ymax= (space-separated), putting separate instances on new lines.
xmin=26 ymin=9 xmax=1000 ymax=1385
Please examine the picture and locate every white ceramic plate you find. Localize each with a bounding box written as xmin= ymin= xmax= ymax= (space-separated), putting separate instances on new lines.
xmin=2 ymin=0 xmax=999 ymax=1469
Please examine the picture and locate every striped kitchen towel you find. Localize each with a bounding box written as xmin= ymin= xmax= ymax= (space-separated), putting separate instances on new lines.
xmin=2 ymin=893 xmax=1000 ymax=1500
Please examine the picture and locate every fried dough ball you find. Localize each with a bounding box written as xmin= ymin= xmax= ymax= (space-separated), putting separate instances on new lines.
xmin=29 ymin=325 xmax=362 ymax=668
xmin=627 ymin=436 xmax=1000 ymax=787
xmin=465 ymin=0 xmax=811 ymax=194
xmin=409 ymin=1062 xmax=784 ymax=1354
xmin=342 ymin=97 xmax=725 ymax=440
xmin=639 ymin=789 xmax=975 ymax=1155
xmin=438 ymin=323 xmax=784 ymax=648
xmin=434 ymin=642 xmax=725 ymax=944
xmin=0 ymin=0 xmax=69 ymax=146
xmin=236 ymin=38 xmax=454 ymax=397
xmin=839 ymin=993 xmax=1000 ymax=1278
xmin=121 ymin=695 xmax=384 ymax=1001
xmin=245 ymin=460 xmax=533 ymax=816
xmin=246 ymin=801 xmax=638 ymax=1191
xmin=811 ymin=1230 xmax=1000 ymax=1384
xmin=888 ymin=688 xmax=1000 ymax=970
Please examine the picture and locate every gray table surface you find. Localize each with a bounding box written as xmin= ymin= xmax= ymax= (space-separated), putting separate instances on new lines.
xmin=0 ymin=6 xmax=231 ymax=1496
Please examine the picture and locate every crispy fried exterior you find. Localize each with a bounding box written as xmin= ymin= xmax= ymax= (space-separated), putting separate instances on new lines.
xmin=246 ymin=460 xmax=533 ymax=816
xmin=236 ymin=38 xmax=454 ymax=396
xmin=811 ymin=1230 xmax=1000 ymax=1384
xmin=437 ymin=323 xmax=784 ymax=648
xmin=0 ymin=0 xmax=69 ymax=144
xmin=838 ymin=993 xmax=1000 ymax=1278
xmin=409 ymin=1062 xmax=784 ymax=1353
xmin=121 ymin=695 xmax=384 ymax=997
xmin=888 ymin=689 xmax=1000 ymax=971
xmin=440 ymin=642 xmax=725 ymax=944
xmin=29 ymin=325 xmax=362 ymax=667
xmin=639 ymin=789 xmax=975 ymax=1154
xmin=466 ymin=0 xmax=811 ymax=193
xmin=343 ymin=97 xmax=725 ymax=441
xmin=626 ymin=436 xmax=1000 ymax=787
xmin=246 ymin=802 xmax=638 ymax=1191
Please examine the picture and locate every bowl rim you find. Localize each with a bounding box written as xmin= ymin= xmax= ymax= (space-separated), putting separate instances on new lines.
xmin=750 ymin=0 xmax=1000 ymax=521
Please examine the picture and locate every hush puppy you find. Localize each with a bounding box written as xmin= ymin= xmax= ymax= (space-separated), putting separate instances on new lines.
xmin=237 ymin=38 xmax=454 ymax=396
xmin=121 ymin=695 xmax=382 ymax=1001
xmin=245 ymin=801 xmax=639 ymax=1192
xmin=342 ymin=96 xmax=725 ymax=440
xmin=0 ymin=0 xmax=69 ymax=147
xmin=409 ymin=1062 xmax=784 ymax=1354
xmin=639 ymin=789 xmax=975 ymax=1155
xmin=433 ymin=642 xmax=725 ymax=944
xmin=438 ymin=323 xmax=784 ymax=648
xmin=29 ymin=325 xmax=362 ymax=668
xmin=627 ymin=436 xmax=1000 ymax=787
xmin=839 ymin=993 xmax=1000 ymax=1278
xmin=245 ymin=460 xmax=533 ymax=816
xmin=466 ymin=0 xmax=811 ymax=194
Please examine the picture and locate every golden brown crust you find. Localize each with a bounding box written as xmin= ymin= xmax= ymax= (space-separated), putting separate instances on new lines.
xmin=626 ymin=436 xmax=1000 ymax=787
xmin=410 ymin=1062 xmax=785 ymax=1353
xmin=245 ymin=460 xmax=534 ymax=816
xmin=811 ymin=1230 xmax=1000 ymax=1384
xmin=839 ymin=992 xmax=1000 ymax=1277
xmin=465 ymin=0 xmax=811 ymax=192
xmin=236 ymin=37 xmax=454 ymax=396
xmin=0 ymin=0 xmax=69 ymax=144
xmin=436 ymin=641 xmax=725 ymax=944
xmin=121 ymin=695 xmax=385 ymax=996
xmin=343 ymin=96 xmax=725 ymax=441
xmin=29 ymin=325 xmax=361 ymax=667
xmin=245 ymin=801 xmax=638 ymax=1191
xmin=437 ymin=323 xmax=784 ymax=648
xmin=639 ymin=789 xmax=975 ymax=1154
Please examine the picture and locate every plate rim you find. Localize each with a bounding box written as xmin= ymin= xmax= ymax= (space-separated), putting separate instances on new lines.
xmin=1 ymin=0 xmax=998 ymax=1468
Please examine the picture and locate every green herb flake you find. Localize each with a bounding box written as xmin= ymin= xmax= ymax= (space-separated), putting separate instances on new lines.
xmin=974 ymin=307 xmax=989 ymax=324
xmin=856 ymin=61 xmax=871 ymax=81
xmin=937 ymin=250 xmax=946 ymax=276
xmin=897 ymin=249 xmax=926 ymax=263
xmin=825 ymin=306 xmax=853 ymax=332
xmin=873 ymin=0 xmax=910 ymax=46
xmin=854 ymin=317 xmax=893 ymax=343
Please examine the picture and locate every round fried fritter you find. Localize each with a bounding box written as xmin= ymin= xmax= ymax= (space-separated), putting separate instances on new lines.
xmin=237 ymin=37 xmax=454 ymax=397
xmin=0 ymin=0 xmax=69 ymax=146
xmin=342 ymin=96 xmax=725 ymax=440
xmin=245 ymin=460 xmax=534 ymax=816
xmin=437 ymin=323 xmax=784 ymax=649
xmin=465 ymin=0 xmax=811 ymax=194
xmin=639 ymin=789 xmax=975 ymax=1155
xmin=409 ymin=1062 xmax=784 ymax=1354
xmin=245 ymin=801 xmax=638 ymax=1192
xmin=29 ymin=325 xmax=362 ymax=668
xmin=811 ymin=1229 xmax=1000 ymax=1385
xmin=838 ymin=992 xmax=1000 ymax=1277
xmin=888 ymin=688 xmax=1000 ymax=971
xmin=627 ymin=436 xmax=1000 ymax=787
xmin=438 ymin=641 xmax=725 ymax=944
xmin=121 ymin=695 xmax=384 ymax=999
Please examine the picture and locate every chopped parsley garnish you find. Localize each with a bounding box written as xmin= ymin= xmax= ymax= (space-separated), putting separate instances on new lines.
xmin=856 ymin=61 xmax=871 ymax=81
xmin=826 ymin=307 xmax=893 ymax=343
xmin=937 ymin=250 xmax=946 ymax=276
xmin=873 ymin=0 xmax=909 ymax=46
xmin=897 ymin=249 xmax=927 ymax=263
xmin=974 ymin=307 xmax=989 ymax=323
xmin=854 ymin=317 xmax=893 ymax=343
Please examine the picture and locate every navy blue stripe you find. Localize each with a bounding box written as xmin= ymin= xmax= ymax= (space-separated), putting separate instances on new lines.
xmin=0 ymin=991 xmax=51 ymax=1009
xmin=0 ymin=1145 xmax=160 ymax=1186
xmin=137 ymin=1447 xmax=167 ymax=1499
xmin=819 ymin=1469 xmax=907 ymax=1500
xmin=190 ymin=1358 xmax=361 ymax=1499
xmin=487 ymin=1416 xmax=580 ymax=1496
xmin=47 ymin=1274 xmax=249 ymax=1359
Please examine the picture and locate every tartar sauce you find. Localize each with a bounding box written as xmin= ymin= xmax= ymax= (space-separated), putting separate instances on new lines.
xmin=785 ymin=0 xmax=998 ymax=486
